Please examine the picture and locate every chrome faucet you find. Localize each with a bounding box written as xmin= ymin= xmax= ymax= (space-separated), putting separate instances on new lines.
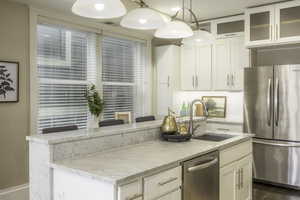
xmin=189 ymin=99 xmax=208 ymax=135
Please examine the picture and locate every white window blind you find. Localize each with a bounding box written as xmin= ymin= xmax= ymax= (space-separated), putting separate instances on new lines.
xmin=102 ymin=36 xmax=148 ymax=120
xmin=37 ymin=24 xmax=97 ymax=133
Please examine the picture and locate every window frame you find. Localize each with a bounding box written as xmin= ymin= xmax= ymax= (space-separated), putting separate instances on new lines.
xmin=29 ymin=11 xmax=152 ymax=135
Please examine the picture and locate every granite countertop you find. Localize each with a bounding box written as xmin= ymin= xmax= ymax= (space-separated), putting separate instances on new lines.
xmin=51 ymin=132 xmax=253 ymax=185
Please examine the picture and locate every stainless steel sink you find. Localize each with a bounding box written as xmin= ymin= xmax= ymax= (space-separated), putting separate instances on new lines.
xmin=192 ymin=133 xmax=236 ymax=142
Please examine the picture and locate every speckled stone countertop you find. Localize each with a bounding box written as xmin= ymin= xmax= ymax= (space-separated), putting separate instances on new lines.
xmin=26 ymin=118 xmax=207 ymax=145
xmin=51 ymin=132 xmax=253 ymax=185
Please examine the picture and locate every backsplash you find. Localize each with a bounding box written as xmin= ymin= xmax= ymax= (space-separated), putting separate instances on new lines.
xmin=173 ymin=91 xmax=243 ymax=121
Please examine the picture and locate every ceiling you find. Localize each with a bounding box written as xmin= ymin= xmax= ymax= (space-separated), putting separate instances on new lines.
xmin=12 ymin=0 xmax=285 ymax=25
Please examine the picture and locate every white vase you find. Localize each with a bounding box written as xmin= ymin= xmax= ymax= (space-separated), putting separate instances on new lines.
xmin=88 ymin=115 xmax=100 ymax=129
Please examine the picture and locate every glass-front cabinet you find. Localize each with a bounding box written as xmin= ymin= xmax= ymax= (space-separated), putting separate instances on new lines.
xmin=245 ymin=5 xmax=275 ymax=47
xmin=276 ymin=1 xmax=300 ymax=43
xmin=245 ymin=1 xmax=300 ymax=47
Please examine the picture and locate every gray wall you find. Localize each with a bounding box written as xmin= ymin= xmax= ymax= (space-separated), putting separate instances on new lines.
xmin=0 ymin=0 xmax=29 ymax=189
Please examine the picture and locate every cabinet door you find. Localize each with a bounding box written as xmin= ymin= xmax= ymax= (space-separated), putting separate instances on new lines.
xmin=237 ymin=155 xmax=252 ymax=200
xmin=245 ymin=5 xmax=275 ymax=47
xmin=156 ymin=46 xmax=172 ymax=84
xmin=195 ymin=44 xmax=212 ymax=90
xmin=156 ymin=189 xmax=181 ymax=200
xmin=181 ymin=45 xmax=196 ymax=90
xmin=220 ymin=162 xmax=238 ymax=200
xmin=230 ymin=37 xmax=249 ymax=91
xmin=275 ymin=1 xmax=300 ymax=44
xmin=212 ymin=39 xmax=231 ymax=90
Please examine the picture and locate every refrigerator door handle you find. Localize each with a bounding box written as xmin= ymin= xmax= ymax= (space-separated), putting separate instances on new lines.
xmin=274 ymin=78 xmax=279 ymax=126
xmin=267 ymin=78 xmax=272 ymax=126
xmin=253 ymin=140 xmax=300 ymax=147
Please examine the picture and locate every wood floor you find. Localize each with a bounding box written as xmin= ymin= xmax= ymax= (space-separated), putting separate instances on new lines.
xmin=253 ymin=183 xmax=300 ymax=200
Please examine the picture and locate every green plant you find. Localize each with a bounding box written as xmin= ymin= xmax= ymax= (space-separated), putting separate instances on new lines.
xmin=86 ymin=84 xmax=104 ymax=117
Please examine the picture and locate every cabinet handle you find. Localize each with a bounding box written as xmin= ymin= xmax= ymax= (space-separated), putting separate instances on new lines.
xmin=192 ymin=76 xmax=195 ymax=88
xmin=167 ymin=76 xmax=170 ymax=88
xmin=217 ymin=128 xmax=230 ymax=131
xmin=270 ymin=24 xmax=273 ymax=40
xmin=196 ymin=76 xmax=198 ymax=88
xmin=227 ymin=74 xmax=230 ymax=86
xmin=241 ymin=168 xmax=244 ymax=188
xmin=158 ymin=177 xmax=178 ymax=186
xmin=276 ymin=24 xmax=279 ymax=40
xmin=231 ymin=74 xmax=234 ymax=87
xmin=126 ymin=194 xmax=143 ymax=200
xmin=237 ymin=169 xmax=241 ymax=190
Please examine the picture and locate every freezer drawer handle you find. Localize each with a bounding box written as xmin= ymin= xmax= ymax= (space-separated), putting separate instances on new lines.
xmin=254 ymin=140 xmax=300 ymax=147
xmin=187 ymin=158 xmax=218 ymax=172
xmin=267 ymin=78 xmax=272 ymax=126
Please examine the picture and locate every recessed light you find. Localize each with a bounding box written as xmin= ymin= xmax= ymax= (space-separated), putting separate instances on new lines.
xmin=94 ymin=3 xmax=105 ymax=11
xmin=171 ymin=7 xmax=181 ymax=12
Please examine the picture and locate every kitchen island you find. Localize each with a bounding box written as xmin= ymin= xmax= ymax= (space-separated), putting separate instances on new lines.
xmin=27 ymin=119 xmax=252 ymax=200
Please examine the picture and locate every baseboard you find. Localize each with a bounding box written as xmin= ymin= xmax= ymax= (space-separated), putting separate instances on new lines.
xmin=0 ymin=184 xmax=29 ymax=200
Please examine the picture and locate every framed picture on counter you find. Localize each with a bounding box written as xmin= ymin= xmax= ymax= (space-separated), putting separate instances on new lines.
xmin=202 ymin=96 xmax=227 ymax=118
xmin=0 ymin=61 xmax=19 ymax=103
xmin=115 ymin=112 xmax=132 ymax=124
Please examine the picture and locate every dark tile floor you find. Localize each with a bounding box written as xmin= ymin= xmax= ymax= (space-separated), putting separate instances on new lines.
xmin=253 ymin=183 xmax=300 ymax=200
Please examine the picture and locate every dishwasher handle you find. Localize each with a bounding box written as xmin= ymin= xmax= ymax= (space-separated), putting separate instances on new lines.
xmin=187 ymin=158 xmax=218 ymax=172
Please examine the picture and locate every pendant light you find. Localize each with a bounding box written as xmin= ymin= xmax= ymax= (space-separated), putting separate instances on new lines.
xmin=182 ymin=29 xmax=214 ymax=44
xmin=72 ymin=0 xmax=126 ymax=19
xmin=154 ymin=20 xmax=193 ymax=39
xmin=182 ymin=0 xmax=213 ymax=44
xmin=154 ymin=0 xmax=194 ymax=39
xmin=120 ymin=1 xmax=167 ymax=30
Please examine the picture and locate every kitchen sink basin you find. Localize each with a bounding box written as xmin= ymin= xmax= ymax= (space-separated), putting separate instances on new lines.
xmin=192 ymin=133 xmax=236 ymax=142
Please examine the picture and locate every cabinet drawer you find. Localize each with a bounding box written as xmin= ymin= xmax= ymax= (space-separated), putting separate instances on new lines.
xmin=118 ymin=180 xmax=142 ymax=200
xmin=206 ymin=122 xmax=243 ymax=132
xmin=144 ymin=166 xmax=181 ymax=200
xmin=220 ymin=140 xmax=252 ymax=167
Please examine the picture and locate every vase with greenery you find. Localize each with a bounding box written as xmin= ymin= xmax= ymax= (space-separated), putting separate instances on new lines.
xmin=86 ymin=84 xmax=104 ymax=128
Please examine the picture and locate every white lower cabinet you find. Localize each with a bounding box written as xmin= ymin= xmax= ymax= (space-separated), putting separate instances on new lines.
xmin=220 ymin=152 xmax=252 ymax=200
xmin=118 ymin=180 xmax=143 ymax=200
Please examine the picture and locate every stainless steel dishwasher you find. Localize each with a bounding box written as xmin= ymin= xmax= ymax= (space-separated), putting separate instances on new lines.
xmin=182 ymin=151 xmax=219 ymax=200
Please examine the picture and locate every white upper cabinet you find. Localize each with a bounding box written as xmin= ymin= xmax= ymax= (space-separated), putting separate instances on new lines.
xmin=212 ymin=39 xmax=231 ymax=90
xmin=246 ymin=0 xmax=300 ymax=47
xmin=181 ymin=45 xmax=196 ymax=90
xmin=275 ymin=1 xmax=300 ymax=43
xmin=212 ymin=15 xmax=245 ymax=39
xmin=213 ymin=37 xmax=249 ymax=91
xmin=155 ymin=45 xmax=180 ymax=116
xmin=181 ymin=44 xmax=212 ymax=91
xmin=245 ymin=5 xmax=275 ymax=47
xmin=196 ymin=45 xmax=212 ymax=90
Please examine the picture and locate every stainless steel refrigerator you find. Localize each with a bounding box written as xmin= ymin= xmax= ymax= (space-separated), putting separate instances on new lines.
xmin=244 ymin=65 xmax=300 ymax=189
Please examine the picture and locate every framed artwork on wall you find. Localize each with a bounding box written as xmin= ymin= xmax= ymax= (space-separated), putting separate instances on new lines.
xmin=0 ymin=61 xmax=19 ymax=103
xmin=202 ymin=96 xmax=227 ymax=118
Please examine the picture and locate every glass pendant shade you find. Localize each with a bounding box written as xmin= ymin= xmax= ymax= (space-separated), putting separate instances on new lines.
xmin=182 ymin=30 xmax=214 ymax=44
xmin=72 ymin=0 xmax=127 ymax=19
xmin=120 ymin=8 xmax=166 ymax=30
xmin=154 ymin=21 xmax=194 ymax=39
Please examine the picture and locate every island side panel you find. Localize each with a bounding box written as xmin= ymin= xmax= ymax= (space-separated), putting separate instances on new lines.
xmin=29 ymin=142 xmax=53 ymax=200
xmin=53 ymin=169 xmax=115 ymax=200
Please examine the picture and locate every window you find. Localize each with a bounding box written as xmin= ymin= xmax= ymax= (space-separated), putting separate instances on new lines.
xmin=102 ymin=36 xmax=148 ymax=120
xmin=37 ymin=24 xmax=97 ymax=133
